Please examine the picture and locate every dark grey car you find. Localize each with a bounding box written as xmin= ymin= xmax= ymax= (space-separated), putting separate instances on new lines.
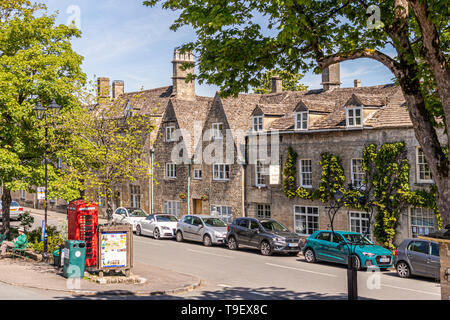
xmin=394 ymin=238 xmax=440 ymax=280
xmin=226 ymin=217 xmax=301 ymax=256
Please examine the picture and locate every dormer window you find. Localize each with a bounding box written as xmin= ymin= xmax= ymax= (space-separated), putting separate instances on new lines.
xmin=253 ymin=115 xmax=264 ymax=132
xmin=124 ymin=102 xmax=133 ymax=117
xmin=165 ymin=126 xmax=175 ymax=142
xmin=295 ymin=112 xmax=308 ymax=130
xmin=346 ymin=107 xmax=362 ymax=127
xmin=212 ymin=123 xmax=223 ymax=140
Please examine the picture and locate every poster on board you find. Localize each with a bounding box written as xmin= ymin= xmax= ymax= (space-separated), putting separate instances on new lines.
xmin=100 ymin=231 xmax=128 ymax=268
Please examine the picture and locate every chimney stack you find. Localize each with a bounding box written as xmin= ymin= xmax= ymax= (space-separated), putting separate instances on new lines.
xmin=354 ymin=79 xmax=361 ymax=88
xmin=321 ymin=63 xmax=341 ymax=90
xmin=172 ymin=49 xmax=195 ymax=100
xmin=112 ymin=80 xmax=125 ymax=100
xmin=271 ymin=76 xmax=283 ymax=93
xmin=97 ymin=77 xmax=110 ymax=104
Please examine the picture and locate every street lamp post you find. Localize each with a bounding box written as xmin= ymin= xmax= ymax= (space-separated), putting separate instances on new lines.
xmin=326 ymin=186 xmax=375 ymax=301
xmin=33 ymin=99 xmax=61 ymax=260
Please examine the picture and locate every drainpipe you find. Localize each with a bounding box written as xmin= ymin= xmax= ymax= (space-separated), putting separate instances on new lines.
xmin=187 ymin=160 xmax=191 ymax=215
xmin=243 ymin=135 xmax=249 ymax=217
xmin=150 ymin=147 xmax=154 ymax=214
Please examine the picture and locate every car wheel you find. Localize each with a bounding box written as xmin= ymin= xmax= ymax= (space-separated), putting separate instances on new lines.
xmin=352 ymin=255 xmax=362 ymax=271
xmin=203 ymin=235 xmax=212 ymax=247
xmin=396 ymin=261 xmax=411 ymax=278
xmin=154 ymin=228 xmax=161 ymax=240
xmin=136 ymin=225 xmax=142 ymax=236
xmin=176 ymin=231 xmax=184 ymax=242
xmin=227 ymin=237 xmax=239 ymax=250
xmin=260 ymin=241 xmax=273 ymax=256
xmin=304 ymin=248 xmax=316 ymax=263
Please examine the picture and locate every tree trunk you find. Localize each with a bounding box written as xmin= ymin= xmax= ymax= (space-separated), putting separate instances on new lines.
xmin=1 ymin=185 xmax=12 ymax=240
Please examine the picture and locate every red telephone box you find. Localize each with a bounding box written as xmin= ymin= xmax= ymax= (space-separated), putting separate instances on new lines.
xmin=67 ymin=199 xmax=99 ymax=267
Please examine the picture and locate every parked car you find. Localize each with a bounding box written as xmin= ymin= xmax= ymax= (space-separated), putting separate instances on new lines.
xmin=176 ymin=215 xmax=228 ymax=246
xmin=394 ymin=238 xmax=440 ymax=280
xmin=136 ymin=214 xmax=179 ymax=239
xmin=0 ymin=201 xmax=24 ymax=221
xmin=112 ymin=207 xmax=148 ymax=232
xmin=302 ymin=230 xmax=394 ymax=270
xmin=226 ymin=217 xmax=301 ymax=256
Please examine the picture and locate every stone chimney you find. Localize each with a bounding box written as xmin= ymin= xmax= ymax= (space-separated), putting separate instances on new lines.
xmin=97 ymin=77 xmax=110 ymax=104
xmin=321 ymin=63 xmax=341 ymax=90
xmin=112 ymin=80 xmax=124 ymax=100
xmin=172 ymin=49 xmax=195 ymax=100
xmin=271 ymin=76 xmax=283 ymax=93
xmin=354 ymin=79 xmax=361 ymax=88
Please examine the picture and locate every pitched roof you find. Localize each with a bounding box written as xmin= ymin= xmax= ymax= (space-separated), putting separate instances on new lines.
xmin=266 ymin=84 xmax=411 ymax=131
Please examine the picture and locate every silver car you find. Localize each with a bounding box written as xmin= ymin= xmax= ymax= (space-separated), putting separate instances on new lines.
xmin=176 ymin=215 xmax=228 ymax=246
xmin=394 ymin=238 xmax=440 ymax=280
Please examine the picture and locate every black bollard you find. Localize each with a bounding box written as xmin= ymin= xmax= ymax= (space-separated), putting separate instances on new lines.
xmin=347 ymin=254 xmax=358 ymax=300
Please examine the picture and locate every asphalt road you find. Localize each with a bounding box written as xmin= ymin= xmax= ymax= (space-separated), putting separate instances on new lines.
xmin=3 ymin=212 xmax=442 ymax=300
xmin=131 ymin=234 xmax=442 ymax=300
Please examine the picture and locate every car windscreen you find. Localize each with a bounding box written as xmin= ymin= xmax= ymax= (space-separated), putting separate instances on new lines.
xmin=156 ymin=215 xmax=178 ymax=222
xmin=127 ymin=209 xmax=148 ymax=217
xmin=260 ymin=220 xmax=288 ymax=232
xmin=10 ymin=201 xmax=20 ymax=207
xmin=342 ymin=233 xmax=373 ymax=245
xmin=203 ymin=218 xmax=227 ymax=227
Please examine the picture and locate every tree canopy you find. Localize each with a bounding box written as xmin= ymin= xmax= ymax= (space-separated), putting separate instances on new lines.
xmin=144 ymin=0 xmax=450 ymax=226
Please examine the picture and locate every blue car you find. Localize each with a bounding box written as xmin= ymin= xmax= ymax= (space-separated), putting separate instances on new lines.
xmin=302 ymin=230 xmax=393 ymax=270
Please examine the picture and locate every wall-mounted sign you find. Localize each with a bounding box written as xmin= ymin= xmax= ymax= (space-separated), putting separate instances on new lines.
xmin=269 ymin=165 xmax=280 ymax=185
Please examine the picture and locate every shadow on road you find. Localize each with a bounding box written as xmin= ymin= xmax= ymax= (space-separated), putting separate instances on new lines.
xmin=56 ymin=286 xmax=374 ymax=301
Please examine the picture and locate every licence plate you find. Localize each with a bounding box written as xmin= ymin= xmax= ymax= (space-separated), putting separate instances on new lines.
xmin=380 ymin=257 xmax=390 ymax=263
xmin=288 ymin=243 xmax=298 ymax=248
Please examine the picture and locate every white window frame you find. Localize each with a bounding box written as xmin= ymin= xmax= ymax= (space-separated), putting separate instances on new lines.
xmin=410 ymin=207 xmax=437 ymax=238
xmin=210 ymin=205 xmax=233 ymax=224
xmin=130 ymin=185 xmax=141 ymax=208
xmin=164 ymin=200 xmax=181 ymax=218
xmin=349 ymin=211 xmax=371 ymax=236
xmin=20 ymin=190 xmax=26 ymax=200
xmin=295 ymin=111 xmax=308 ymax=130
xmin=211 ymin=123 xmax=223 ymax=140
xmin=166 ymin=163 xmax=176 ymax=179
xmin=346 ymin=107 xmax=363 ymax=127
xmin=416 ymin=147 xmax=433 ymax=183
xmin=255 ymin=161 xmax=268 ymax=187
xmin=256 ymin=204 xmax=271 ymax=219
xmin=252 ymin=115 xmax=264 ymax=132
xmin=299 ymin=159 xmax=313 ymax=188
xmin=165 ymin=126 xmax=175 ymax=142
xmin=294 ymin=206 xmax=319 ymax=236
xmin=193 ymin=168 xmax=202 ymax=180
xmin=213 ymin=164 xmax=230 ymax=181
xmin=351 ymin=158 xmax=365 ymax=189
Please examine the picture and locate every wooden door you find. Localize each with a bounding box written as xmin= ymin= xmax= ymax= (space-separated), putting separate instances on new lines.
xmin=193 ymin=199 xmax=202 ymax=214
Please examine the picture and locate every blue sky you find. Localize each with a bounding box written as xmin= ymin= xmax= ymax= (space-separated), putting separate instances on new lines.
xmin=43 ymin=0 xmax=396 ymax=97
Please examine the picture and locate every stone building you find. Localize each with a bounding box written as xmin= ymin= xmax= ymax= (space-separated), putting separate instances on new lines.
xmin=244 ymin=64 xmax=445 ymax=246
xmin=11 ymin=50 xmax=444 ymax=248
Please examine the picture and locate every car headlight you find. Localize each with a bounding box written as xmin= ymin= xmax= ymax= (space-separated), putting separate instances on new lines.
xmin=362 ymin=252 xmax=376 ymax=258
xmin=274 ymin=237 xmax=286 ymax=243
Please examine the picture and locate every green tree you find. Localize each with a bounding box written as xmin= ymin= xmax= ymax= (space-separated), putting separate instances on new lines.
xmin=58 ymin=83 xmax=156 ymax=220
xmin=145 ymin=0 xmax=450 ymax=226
xmin=253 ymin=70 xmax=308 ymax=94
xmin=0 ymin=1 xmax=85 ymax=239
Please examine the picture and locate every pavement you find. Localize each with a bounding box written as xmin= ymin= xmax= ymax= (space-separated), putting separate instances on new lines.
xmin=2 ymin=206 xmax=201 ymax=298
xmin=0 ymin=257 xmax=202 ymax=297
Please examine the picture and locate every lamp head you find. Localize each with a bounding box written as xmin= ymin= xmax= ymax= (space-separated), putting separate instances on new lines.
xmin=33 ymin=101 xmax=46 ymax=120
